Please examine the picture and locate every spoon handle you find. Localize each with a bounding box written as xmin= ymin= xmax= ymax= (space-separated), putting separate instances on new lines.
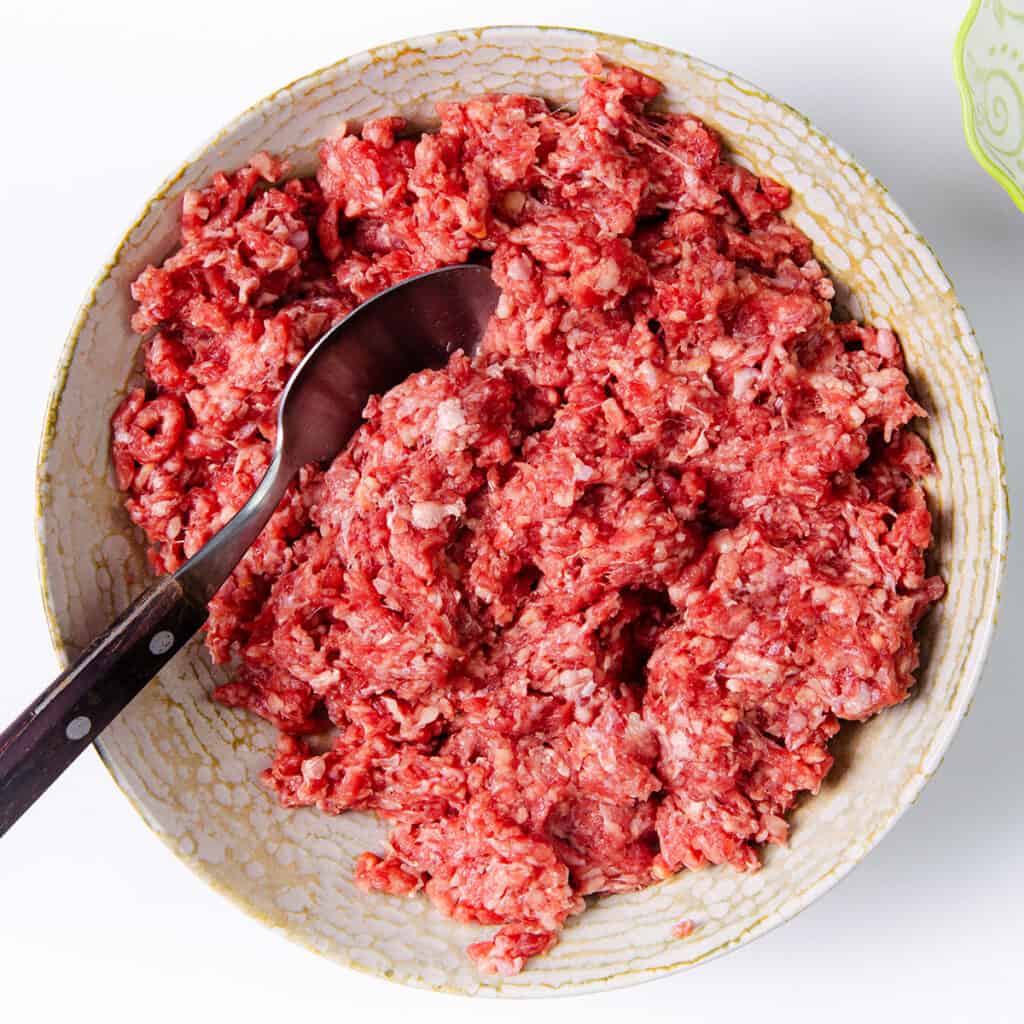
xmin=0 ymin=575 xmax=207 ymax=835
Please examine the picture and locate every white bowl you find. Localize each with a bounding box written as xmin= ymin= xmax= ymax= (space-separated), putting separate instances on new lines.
xmin=36 ymin=25 xmax=1007 ymax=997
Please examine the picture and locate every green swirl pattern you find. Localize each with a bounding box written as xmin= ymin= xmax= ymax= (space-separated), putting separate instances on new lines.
xmin=956 ymin=0 xmax=1024 ymax=210
xmin=992 ymin=0 xmax=1024 ymax=24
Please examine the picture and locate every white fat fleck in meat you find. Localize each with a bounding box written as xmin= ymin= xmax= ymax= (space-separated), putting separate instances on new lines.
xmin=638 ymin=360 xmax=658 ymax=389
xmin=571 ymin=456 xmax=594 ymax=482
xmin=411 ymin=499 xmax=465 ymax=530
xmin=301 ymin=756 xmax=326 ymax=782
xmin=555 ymin=668 xmax=595 ymax=698
xmin=732 ymin=367 xmax=760 ymax=399
xmin=593 ymin=259 xmax=621 ymax=293
xmin=435 ymin=397 xmax=467 ymax=432
xmin=507 ymin=254 xmax=532 ymax=281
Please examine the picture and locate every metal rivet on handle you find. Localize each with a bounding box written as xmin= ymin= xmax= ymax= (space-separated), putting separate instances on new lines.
xmin=149 ymin=630 xmax=175 ymax=655
xmin=65 ymin=716 xmax=91 ymax=741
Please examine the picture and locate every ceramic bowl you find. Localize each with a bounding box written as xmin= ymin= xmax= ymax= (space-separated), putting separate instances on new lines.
xmin=36 ymin=25 xmax=1007 ymax=997
xmin=956 ymin=0 xmax=1024 ymax=211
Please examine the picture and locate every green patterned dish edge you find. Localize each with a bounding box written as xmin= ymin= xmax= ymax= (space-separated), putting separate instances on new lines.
xmin=955 ymin=0 xmax=1024 ymax=211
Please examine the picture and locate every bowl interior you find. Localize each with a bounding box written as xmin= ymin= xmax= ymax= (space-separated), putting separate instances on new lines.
xmin=37 ymin=26 xmax=1006 ymax=996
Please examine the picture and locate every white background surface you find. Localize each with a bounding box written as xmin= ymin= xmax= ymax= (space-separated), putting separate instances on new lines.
xmin=1 ymin=1 xmax=1020 ymax=1020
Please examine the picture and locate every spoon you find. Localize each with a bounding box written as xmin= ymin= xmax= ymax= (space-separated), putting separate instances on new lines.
xmin=0 ymin=264 xmax=499 ymax=836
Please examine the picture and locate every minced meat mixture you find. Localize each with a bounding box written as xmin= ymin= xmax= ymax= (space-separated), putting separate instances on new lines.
xmin=112 ymin=57 xmax=943 ymax=975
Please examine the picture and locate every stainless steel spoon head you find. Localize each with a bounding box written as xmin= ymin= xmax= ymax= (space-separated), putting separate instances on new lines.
xmin=279 ymin=263 xmax=499 ymax=469
xmin=178 ymin=263 xmax=500 ymax=602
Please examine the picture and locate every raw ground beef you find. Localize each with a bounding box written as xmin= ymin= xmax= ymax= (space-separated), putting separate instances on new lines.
xmin=112 ymin=56 xmax=944 ymax=975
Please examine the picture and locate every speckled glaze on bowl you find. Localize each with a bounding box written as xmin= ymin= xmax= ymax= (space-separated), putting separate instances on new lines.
xmin=36 ymin=26 xmax=1007 ymax=997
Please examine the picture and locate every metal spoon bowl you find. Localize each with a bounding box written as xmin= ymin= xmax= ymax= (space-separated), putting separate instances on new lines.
xmin=0 ymin=264 xmax=499 ymax=834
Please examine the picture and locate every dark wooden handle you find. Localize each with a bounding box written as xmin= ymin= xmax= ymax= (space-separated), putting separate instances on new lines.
xmin=0 ymin=575 xmax=208 ymax=835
